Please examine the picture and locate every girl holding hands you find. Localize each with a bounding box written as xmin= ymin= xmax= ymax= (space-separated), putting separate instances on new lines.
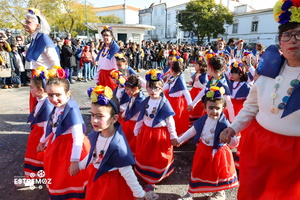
xmin=174 ymin=87 xmax=239 ymax=200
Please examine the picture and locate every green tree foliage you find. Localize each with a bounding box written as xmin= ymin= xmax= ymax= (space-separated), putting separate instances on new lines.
xmin=178 ymin=0 xmax=233 ymax=44
xmin=0 ymin=0 xmax=100 ymax=36
xmin=99 ymin=14 xmax=123 ymax=24
xmin=0 ymin=0 xmax=28 ymax=29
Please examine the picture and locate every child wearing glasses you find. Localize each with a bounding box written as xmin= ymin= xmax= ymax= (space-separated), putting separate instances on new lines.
xmin=134 ymin=69 xmax=178 ymax=192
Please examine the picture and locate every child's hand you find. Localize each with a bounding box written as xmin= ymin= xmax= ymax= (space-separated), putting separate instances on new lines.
xmin=188 ymin=81 xmax=192 ymax=86
xmin=143 ymin=190 xmax=159 ymax=200
xmin=220 ymin=127 xmax=236 ymax=143
xmin=36 ymin=142 xmax=46 ymax=152
xmin=171 ymin=138 xmax=180 ymax=147
xmin=68 ymin=162 xmax=80 ymax=176
xmin=187 ymin=105 xmax=194 ymax=111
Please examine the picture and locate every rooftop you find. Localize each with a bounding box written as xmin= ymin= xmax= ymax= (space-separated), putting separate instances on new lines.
xmin=92 ymin=4 xmax=140 ymax=12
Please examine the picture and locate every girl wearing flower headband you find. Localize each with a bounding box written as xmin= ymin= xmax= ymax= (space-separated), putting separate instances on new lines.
xmin=94 ymin=26 xmax=120 ymax=90
xmin=240 ymin=52 xmax=258 ymax=85
xmin=110 ymin=69 xmax=130 ymax=112
xmin=188 ymin=57 xmax=208 ymax=125
xmin=23 ymin=68 xmax=53 ymax=180
xmin=76 ymin=86 xmax=158 ymax=200
xmin=163 ymin=60 xmax=192 ymax=137
xmin=174 ymin=87 xmax=239 ymax=200
xmin=114 ymin=52 xmax=147 ymax=88
xmin=110 ymin=69 xmax=130 ymax=129
xmin=122 ymin=75 xmax=145 ymax=155
xmin=134 ymin=69 xmax=177 ymax=192
xmin=221 ymin=0 xmax=300 ymax=199
xmin=188 ymin=55 xmax=235 ymax=123
xmin=37 ymin=70 xmax=90 ymax=199
xmin=228 ymin=61 xmax=250 ymax=170
xmin=229 ymin=61 xmax=250 ymax=116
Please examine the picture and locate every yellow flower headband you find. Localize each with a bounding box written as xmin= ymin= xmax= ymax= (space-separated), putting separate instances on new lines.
xmin=217 ymin=38 xmax=225 ymax=43
xmin=110 ymin=70 xmax=127 ymax=87
xmin=230 ymin=61 xmax=243 ymax=73
xmin=103 ymin=25 xmax=113 ymax=31
xmin=28 ymin=8 xmax=41 ymax=16
xmin=27 ymin=8 xmax=41 ymax=24
xmin=145 ymin=69 xmax=164 ymax=81
xmin=169 ymin=49 xmax=177 ymax=55
xmin=205 ymin=86 xmax=225 ymax=98
xmin=87 ymin=85 xmax=118 ymax=113
xmin=204 ymin=50 xmax=215 ymax=62
xmin=32 ymin=66 xmax=48 ymax=89
xmin=114 ymin=52 xmax=127 ymax=62
xmin=172 ymin=56 xmax=184 ymax=62
xmin=273 ymin=0 xmax=300 ymax=24
xmin=47 ymin=66 xmax=69 ymax=79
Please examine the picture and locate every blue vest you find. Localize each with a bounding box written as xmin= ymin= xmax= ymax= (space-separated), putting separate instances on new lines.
xmin=193 ymin=113 xmax=230 ymax=150
xmin=86 ymin=122 xmax=135 ymax=181
xmin=137 ymin=95 xmax=175 ymax=127
xmin=45 ymin=98 xmax=86 ymax=138
xmin=27 ymin=98 xmax=54 ymax=126
xmin=124 ymin=91 xmax=145 ymax=122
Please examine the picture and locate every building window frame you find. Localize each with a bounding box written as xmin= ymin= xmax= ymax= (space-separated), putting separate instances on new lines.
xmin=251 ymin=21 xmax=258 ymax=32
xmin=232 ymin=23 xmax=238 ymax=34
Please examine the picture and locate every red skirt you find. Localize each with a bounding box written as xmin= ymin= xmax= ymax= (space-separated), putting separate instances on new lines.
xmin=189 ymin=87 xmax=205 ymax=122
xmin=188 ymin=141 xmax=238 ymax=194
xmin=85 ymin=166 xmax=135 ymax=200
xmin=135 ymin=125 xmax=174 ymax=184
xmin=167 ymin=95 xmax=189 ymax=137
xmin=97 ymin=69 xmax=117 ymax=90
xmin=122 ymin=120 xmax=137 ymax=155
xmin=43 ymin=134 xmax=90 ymax=200
xmin=238 ymin=120 xmax=300 ymax=200
xmin=118 ymin=112 xmax=125 ymax=128
xmin=29 ymin=71 xmax=37 ymax=113
xmin=231 ymin=98 xmax=246 ymax=116
xmin=24 ymin=124 xmax=44 ymax=178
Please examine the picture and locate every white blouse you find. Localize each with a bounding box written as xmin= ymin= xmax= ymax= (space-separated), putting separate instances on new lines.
xmin=134 ymin=97 xmax=177 ymax=139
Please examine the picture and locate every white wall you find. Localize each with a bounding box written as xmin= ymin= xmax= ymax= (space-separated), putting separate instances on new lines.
xmin=96 ymin=8 xmax=139 ymax=24
xmin=125 ymin=9 xmax=139 ymax=24
xmin=151 ymin=4 xmax=166 ymax=41
xmin=113 ymin=27 xmax=146 ymax=44
xmin=97 ymin=10 xmax=125 ymax=23
xmin=228 ymin=10 xmax=279 ymax=47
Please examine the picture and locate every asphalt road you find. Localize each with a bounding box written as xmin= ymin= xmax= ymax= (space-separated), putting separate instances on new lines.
xmin=0 ymin=67 xmax=238 ymax=200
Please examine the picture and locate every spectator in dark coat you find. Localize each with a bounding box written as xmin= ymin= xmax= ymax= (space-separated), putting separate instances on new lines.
xmin=61 ymin=39 xmax=76 ymax=83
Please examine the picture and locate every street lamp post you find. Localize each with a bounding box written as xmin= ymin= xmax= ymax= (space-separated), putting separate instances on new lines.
xmin=85 ymin=0 xmax=89 ymax=38
xmin=225 ymin=24 xmax=230 ymax=42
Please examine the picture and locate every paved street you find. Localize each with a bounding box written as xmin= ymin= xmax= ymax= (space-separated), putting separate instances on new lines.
xmin=0 ymin=67 xmax=238 ymax=199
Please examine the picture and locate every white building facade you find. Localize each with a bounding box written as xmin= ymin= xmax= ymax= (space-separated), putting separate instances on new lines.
xmin=138 ymin=0 xmax=246 ymax=43
xmin=224 ymin=8 xmax=279 ymax=47
xmin=93 ymin=4 xmax=139 ymax=24
xmin=138 ymin=0 xmax=278 ymax=47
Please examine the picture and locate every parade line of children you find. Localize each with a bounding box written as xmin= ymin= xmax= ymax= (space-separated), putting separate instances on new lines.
xmin=23 ymin=41 xmax=262 ymax=200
